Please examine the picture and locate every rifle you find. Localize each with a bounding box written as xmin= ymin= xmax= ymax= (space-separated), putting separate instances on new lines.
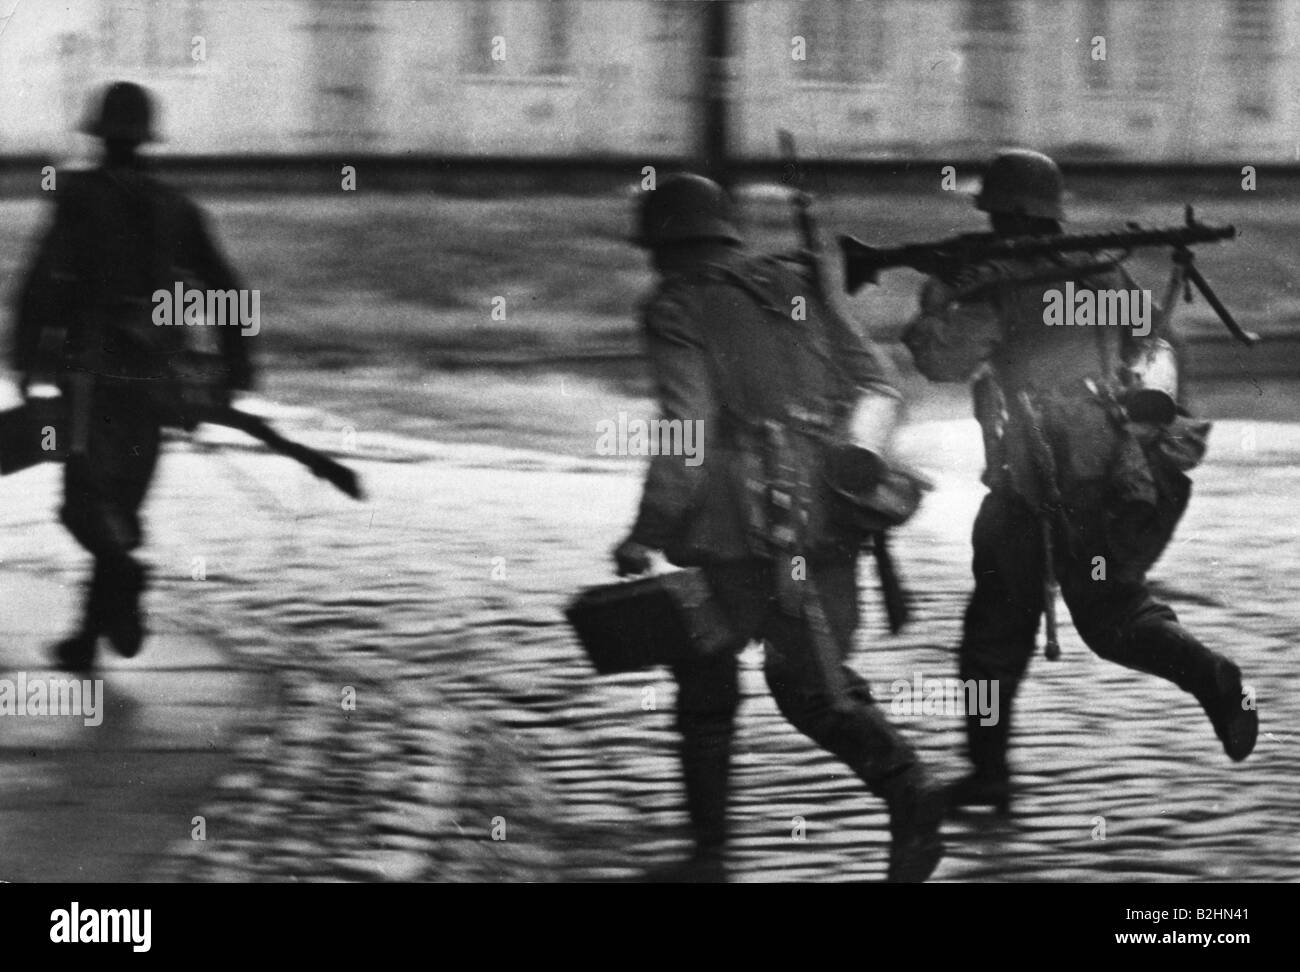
xmin=0 ymin=391 xmax=364 ymax=500
xmin=778 ymin=130 xmax=910 ymax=634
xmin=166 ymin=359 xmax=365 ymax=499
xmin=840 ymin=206 xmax=1256 ymax=346
xmin=191 ymin=404 xmax=364 ymax=500
xmin=778 ymin=129 xmax=829 ymax=293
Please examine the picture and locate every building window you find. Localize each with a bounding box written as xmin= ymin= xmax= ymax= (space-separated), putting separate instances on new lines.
xmin=1130 ymin=0 xmax=1174 ymax=95
xmin=304 ymin=4 xmax=379 ymax=144
xmin=1083 ymin=0 xmax=1110 ymax=90
xmin=960 ymin=0 xmax=1019 ymax=121
xmin=1232 ymin=0 xmax=1276 ymax=119
xmin=462 ymin=0 xmax=574 ymax=78
xmin=797 ymin=0 xmax=889 ymax=84
xmin=653 ymin=0 xmax=693 ymax=42
xmin=461 ymin=0 xmax=504 ymax=74
xmin=963 ymin=0 xmax=1017 ymax=34
xmin=101 ymin=0 xmax=202 ymax=69
xmin=535 ymin=0 xmax=573 ymax=76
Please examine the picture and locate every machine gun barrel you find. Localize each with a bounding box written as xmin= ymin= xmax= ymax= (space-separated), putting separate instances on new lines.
xmin=840 ymin=213 xmax=1236 ymax=294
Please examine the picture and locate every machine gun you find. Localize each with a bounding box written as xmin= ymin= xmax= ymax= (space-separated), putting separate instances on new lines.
xmin=840 ymin=207 xmax=1256 ymax=346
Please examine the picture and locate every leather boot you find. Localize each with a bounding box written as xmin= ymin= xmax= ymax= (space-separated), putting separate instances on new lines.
xmin=952 ymin=686 xmax=1014 ymax=813
xmin=49 ymin=567 xmax=106 ymax=672
xmin=639 ymin=845 xmax=727 ymax=883
xmin=1196 ymin=656 xmax=1258 ymax=762
xmin=637 ymin=732 xmax=733 ymax=882
xmin=50 ymin=633 xmax=97 ymax=672
xmin=98 ymin=557 xmax=147 ymax=658
xmin=680 ymin=731 xmax=731 ymax=848
xmin=947 ymin=770 xmax=1012 ymax=815
xmin=879 ymin=763 xmax=946 ymax=882
xmin=1122 ymin=620 xmax=1257 ymax=761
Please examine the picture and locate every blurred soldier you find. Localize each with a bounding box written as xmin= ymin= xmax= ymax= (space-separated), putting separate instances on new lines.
xmin=614 ymin=173 xmax=945 ymax=882
xmin=12 ymin=81 xmax=255 ymax=670
xmin=902 ymin=149 xmax=1258 ymax=814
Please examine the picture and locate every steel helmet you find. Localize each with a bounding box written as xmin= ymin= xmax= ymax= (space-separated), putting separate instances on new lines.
xmin=975 ymin=149 xmax=1064 ymax=221
xmin=1120 ymin=337 xmax=1179 ymax=424
xmin=825 ymin=382 xmax=904 ymax=499
xmin=635 ymin=172 xmax=741 ymax=248
xmin=81 ymin=81 xmax=156 ymax=143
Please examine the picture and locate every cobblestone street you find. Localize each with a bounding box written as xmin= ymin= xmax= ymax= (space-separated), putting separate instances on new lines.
xmin=2 ymin=400 xmax=1296 ymax=882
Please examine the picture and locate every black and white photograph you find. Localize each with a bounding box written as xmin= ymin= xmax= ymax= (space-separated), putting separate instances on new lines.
xmin=0 ymin=0 xmax=1292 ymax=933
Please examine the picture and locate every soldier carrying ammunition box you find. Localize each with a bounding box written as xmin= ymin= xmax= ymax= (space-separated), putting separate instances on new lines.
xmin=612 ymin=172 xmax=944 ymax=882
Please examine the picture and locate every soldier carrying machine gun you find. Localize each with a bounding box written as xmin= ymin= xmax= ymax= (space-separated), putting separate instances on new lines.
xmin=842 ymin=180 xmax=1252 ymax=668
xmin=889 ymin=148 xmax=1258 ymax=816
xmin=840 ymin=205 xmax=1256 ymax=346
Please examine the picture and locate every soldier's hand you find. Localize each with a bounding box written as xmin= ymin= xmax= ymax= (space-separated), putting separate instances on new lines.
xmin=918 ymin=277 xmax=957 ymax=317
xmin=943 ymin=260 xmax=1020 ymax=296
xmin=16 ymin=369 xmax=54 ymax=399
xmin=613 ymin=538 xmax=656 ymax=577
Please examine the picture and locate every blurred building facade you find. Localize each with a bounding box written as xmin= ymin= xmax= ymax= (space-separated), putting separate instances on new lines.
xmin=2 ymin=0 xmax=1297 ymax=164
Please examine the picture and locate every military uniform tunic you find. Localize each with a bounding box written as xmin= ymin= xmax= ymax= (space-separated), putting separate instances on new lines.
xmin=12 ymin=161 xmax=254 ymax=655
xmin=630 ymin=243 xmax=923 ymax=849
xmin=903 ymin=256 xmax=1245 ymax=781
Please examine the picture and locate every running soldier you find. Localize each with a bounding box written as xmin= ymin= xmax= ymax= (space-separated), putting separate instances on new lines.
xmin=901 ymin=149 xmax=1258 ymax=814
xmin=614 ymin=173 xmax=944 ymax=882
xmin=12 ymin=82 xmax=255 ymax=670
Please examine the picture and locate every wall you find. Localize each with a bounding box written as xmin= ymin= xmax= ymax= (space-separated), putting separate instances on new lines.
xmin=1 ymin=0 xmax=1296 ymax=164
